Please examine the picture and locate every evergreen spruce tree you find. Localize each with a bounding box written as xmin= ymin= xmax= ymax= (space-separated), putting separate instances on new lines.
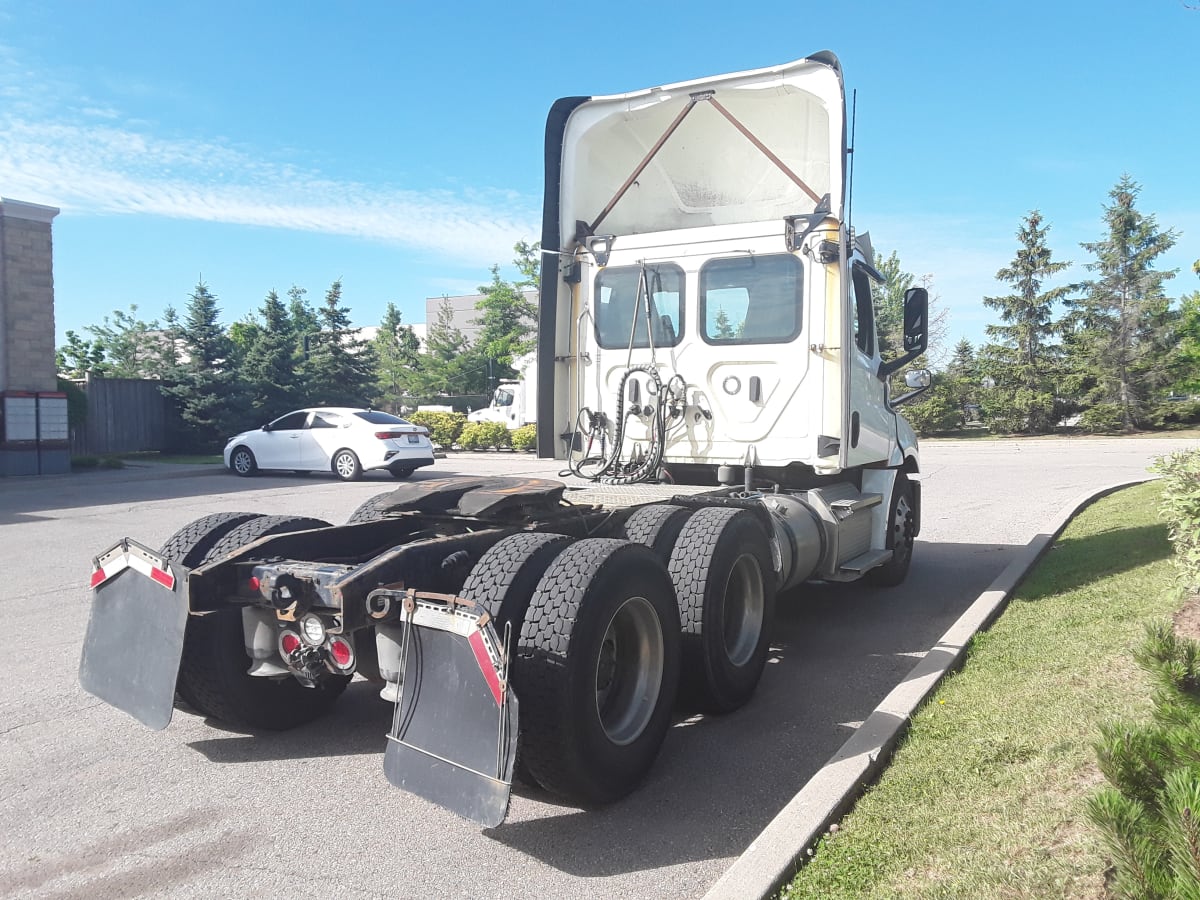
xmin=1067 ymin=175 xmax=1178 ymax=431
xmin=980 ymin=210 xmax=1072 ymax=432
xmin=373 ymin=302 xmax=422 ymax=413
xmin=417 ymin=297 xmax=475 ymax=397
xmin=242 ymin=289 xmax=303 ymax=419
xmin=297 ymin=280 xmax=376 ymax=408
xmin=163 ymin=281 xmax=244 ymax=450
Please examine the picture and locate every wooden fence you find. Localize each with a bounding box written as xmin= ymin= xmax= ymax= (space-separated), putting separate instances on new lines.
xmin=69 ymin=374 xmax=171 ymax=456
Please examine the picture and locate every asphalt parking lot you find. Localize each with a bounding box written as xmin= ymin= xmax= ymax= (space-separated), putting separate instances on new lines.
xmin=1 ymin=437 xmax=1195 ymax=899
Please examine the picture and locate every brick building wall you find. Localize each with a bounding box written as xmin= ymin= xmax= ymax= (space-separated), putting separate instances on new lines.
xmin=0 ymin=198 xmax=60 ymax=393
xmin=0 ymin=197 xmax=67 ymax=475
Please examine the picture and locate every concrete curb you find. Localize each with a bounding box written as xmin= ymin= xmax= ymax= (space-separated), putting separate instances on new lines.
xmin=703 ymin=477 xmax=1155 ymax=900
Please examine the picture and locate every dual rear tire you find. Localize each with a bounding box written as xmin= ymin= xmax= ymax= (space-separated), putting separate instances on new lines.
xmin=161 ymin=513 xmax=348 ymax=731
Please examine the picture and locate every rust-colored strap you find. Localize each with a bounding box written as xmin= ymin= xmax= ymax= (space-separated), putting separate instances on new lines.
xmin=588 ymin=95 xmax=702 ymax=235
xmin=586 ymin=91 xmax=824 ymax=236
xmin=706 ymin=95 xmax=822 ymax=205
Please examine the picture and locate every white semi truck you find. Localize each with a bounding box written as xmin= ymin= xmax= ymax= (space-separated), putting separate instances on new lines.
xmin=467 ymin=353 xmax=537 ymax=428
xmin=80 ymin=51 xmax=931 ymax=827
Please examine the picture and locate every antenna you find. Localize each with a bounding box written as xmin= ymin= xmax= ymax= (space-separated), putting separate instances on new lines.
xmin=847 ymin=89 xmax=857 ymax=242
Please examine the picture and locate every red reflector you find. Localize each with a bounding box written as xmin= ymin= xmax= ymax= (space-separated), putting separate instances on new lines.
xmin=281 ymin=633 xmax=301 ymax=655
xmin=468 ymin=630 xmax=504 ymax=707
xmin=248 ymin=576 xmax=261 ymax=592
xmin=90 ymin=568 xmax=106 ymax=588
xmin=329 ymin=638 xmax=353 ymax=668
xmin=150 ymin=566 xmax=174 ymax=588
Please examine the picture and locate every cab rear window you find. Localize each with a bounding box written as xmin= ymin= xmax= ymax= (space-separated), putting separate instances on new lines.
xmin=354 ymin=411 xmax=411 ymax=425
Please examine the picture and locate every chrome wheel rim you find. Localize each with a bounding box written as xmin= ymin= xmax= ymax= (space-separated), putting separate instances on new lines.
xmin=334 ymin=453 xmax=355 ymax=478
xmin=594 ymin=596 xmax=664 ymax=746
xmin=233 ymin=450 xmax=251 ymax=474
xmin=722 ymin=553 xmax=765 ymax=667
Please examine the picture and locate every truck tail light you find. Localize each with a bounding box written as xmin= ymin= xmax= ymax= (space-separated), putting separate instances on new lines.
xmin=328 ymin=636 xmax=355 ymax=671
xmin=279 ymin=631 xmax=302 ymax=657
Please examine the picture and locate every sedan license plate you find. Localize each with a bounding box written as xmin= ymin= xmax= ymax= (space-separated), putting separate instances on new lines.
xmin=408 ymin=435 xmax=420 ymax=444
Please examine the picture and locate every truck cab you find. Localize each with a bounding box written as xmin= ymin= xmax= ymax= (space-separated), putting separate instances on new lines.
xmin=535 ymin=52 xmax=927 ymax=486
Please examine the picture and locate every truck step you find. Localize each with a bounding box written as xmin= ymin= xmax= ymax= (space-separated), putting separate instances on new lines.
xmin=829 ymin=492 xmax=883 ymax=515
xmin=838 ymin=548 xmax=892 ymax=575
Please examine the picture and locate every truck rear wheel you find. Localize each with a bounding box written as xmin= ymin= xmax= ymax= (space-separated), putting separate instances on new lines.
xmin=460 ymin=532 xmax=573 ymax=640
xmin=516 ymin=539 xmax=681 ymax=805
xmin=160 ymin=511 xmax=263 ymax=568
xmin=459 ymin=532 xmax=573 ymax=787
xmin=202 ymin=514 xmax=331 ymax=563
xmin=668 ymin=507 xmax=777 ymax=713
xmin=346 ymin=491 xmax=398 ymax=524
xmin=176 ymin=514 xmax=350 ymax=731
xmin=617 ymin=504 xmax=693 ymax=561
xmin=161 ymin=512 xmax=266 ymax=712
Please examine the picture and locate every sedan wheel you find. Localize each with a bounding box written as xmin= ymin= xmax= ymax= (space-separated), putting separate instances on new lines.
xmin=230 ymin=446 xmax=257 ymax=477
xmin=332 ymin=449 xmax=362 ymax=481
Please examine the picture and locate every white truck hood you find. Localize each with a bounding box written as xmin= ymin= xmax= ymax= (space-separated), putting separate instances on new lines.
xmin=553 ymin=51 xmax=846 ymax=246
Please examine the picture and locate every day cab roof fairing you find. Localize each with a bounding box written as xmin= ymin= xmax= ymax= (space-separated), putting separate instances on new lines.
xmin=536 ymin=53 xmax=848 ymax=456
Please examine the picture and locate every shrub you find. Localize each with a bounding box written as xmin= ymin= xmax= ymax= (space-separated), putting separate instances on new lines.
xmin=511 ymin=424 xmax=537 ymax=451
xmin=904 ymin=384 xmax=962 ymax=435
xmin=407 ymin=411 xmax=465 ymax=449
xmin=1148 ymin=399 xmax=1200 ymax=428
xmin=1089 ymin=622 xmax=1200 ymax=900
xmin=458 ymin=421 xmax=511 ymax=450
xmin=1080 ymin=403 xmax=1125 ymax=433
xmin=1152 ymin=450 xmax=1200 ymax=593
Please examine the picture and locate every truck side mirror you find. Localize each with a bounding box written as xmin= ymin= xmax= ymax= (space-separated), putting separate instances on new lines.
xmin=902 ymin=287 xmax=928 ymax=353
xmin=878 ymin=287 xmax=930 ymax=378
xmin=890 ymin=367 xmax=933 ymax=406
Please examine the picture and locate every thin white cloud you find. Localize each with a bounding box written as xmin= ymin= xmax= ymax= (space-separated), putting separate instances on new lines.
xmin=0 ymin=115 xmax=539 ymax=265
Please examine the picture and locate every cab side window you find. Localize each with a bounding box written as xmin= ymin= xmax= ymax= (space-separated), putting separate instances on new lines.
xmin=851 ymin=265 xmax=876 ymax=356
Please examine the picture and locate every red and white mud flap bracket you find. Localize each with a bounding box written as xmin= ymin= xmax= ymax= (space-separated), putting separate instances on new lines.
xmin=79 ymin=538 xmax=188 ymax=731
xmin=376 ymin=588 xmax=519 ymax=829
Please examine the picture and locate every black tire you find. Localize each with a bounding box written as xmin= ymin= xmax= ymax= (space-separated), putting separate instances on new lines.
xmin=160 ymin=512 xmax=266 ymax=711
xmin=460 ymin=532 xmax=574 ymax=637
xmin=668 ymin=507 xmax=777 ymax=713
xmin=619 ymin=504 xmax=693 ymax=561
xmin=389 ymin=466 xmax=415 ymax=480
xmin=866 ymin=474 xmax=916 ymax=587
xmin=516 ymin=539 xmax=681 ymax=805
xmin=346 ymin=491 xmax=399 ymax=525
xmin=229 ymin=446 xmax=257 ymax=477
xmin=332 ymin=449 xmax=362 ymax=481
xmin=459 ymin=532 xmax=574 ymax=788
xmin=176 ymin=514 xmax=348 ymax=731
xmin=178 ymin=608 xmax=349 ymax=731
xmin=203 ymin=514 xmax=331 ymax=563
xmin=160 ymin=511 xmax=263 ymax=568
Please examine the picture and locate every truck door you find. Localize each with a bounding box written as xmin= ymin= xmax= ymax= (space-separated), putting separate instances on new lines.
xmin=846 ymin=264 xmax=893 ymax=466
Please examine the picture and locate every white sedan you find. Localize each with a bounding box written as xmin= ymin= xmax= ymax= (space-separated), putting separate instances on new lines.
xmin=223 ymin=408 xmax=435 ymax=481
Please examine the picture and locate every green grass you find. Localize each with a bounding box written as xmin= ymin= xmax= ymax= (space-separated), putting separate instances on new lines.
xmin=783 ymin=481 xmax=1180 ymax=899
xmin=923 ymin=427 xmax=1200 ymax=442
xmin=116 ymin=451 xmax=223 ymax=464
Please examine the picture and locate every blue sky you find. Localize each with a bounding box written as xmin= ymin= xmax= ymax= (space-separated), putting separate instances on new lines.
xmin=1 ymin=0 xmax=1197 ymax=360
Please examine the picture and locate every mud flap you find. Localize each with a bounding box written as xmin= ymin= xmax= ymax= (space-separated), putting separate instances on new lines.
xmin=79 ymin=539 xmax=188 ymax=731
xmin=380 ymin=591 xmax=519 ymax=828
